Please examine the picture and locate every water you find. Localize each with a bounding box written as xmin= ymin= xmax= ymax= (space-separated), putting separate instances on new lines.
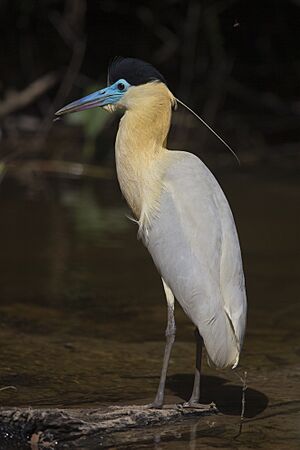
xmin=0 ymin=167 xmax=299 ymax=448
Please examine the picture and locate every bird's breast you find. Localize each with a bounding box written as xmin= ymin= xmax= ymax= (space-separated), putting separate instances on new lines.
xmin=115 ymin=141 xmax=169 ymax=226
xmin=115 ymin=155 xmax=144 ymax=218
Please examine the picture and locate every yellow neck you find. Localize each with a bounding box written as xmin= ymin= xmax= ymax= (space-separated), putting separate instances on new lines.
xmin=115 ymin=83 xmax=175 ymax=221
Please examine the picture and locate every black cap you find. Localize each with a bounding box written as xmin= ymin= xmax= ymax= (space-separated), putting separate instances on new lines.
xmin=108 ymin=57 xmax=166 ymax=86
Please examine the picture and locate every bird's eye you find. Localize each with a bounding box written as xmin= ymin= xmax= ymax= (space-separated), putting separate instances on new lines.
xmin=117 ymin=82 xmax=125 ymax=91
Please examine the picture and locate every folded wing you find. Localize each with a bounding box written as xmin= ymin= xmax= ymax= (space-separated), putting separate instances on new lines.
xmin=143 ymin=151 xmax=247 ymax=368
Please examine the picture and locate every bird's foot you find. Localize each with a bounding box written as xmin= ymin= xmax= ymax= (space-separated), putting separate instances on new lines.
xmin=144 ymin=401 xmax=163 ymax=409
xmin=144 ymin=403 xmax=163 ymax=409
xmin=181 ymin=401 xmax=210 ymax=410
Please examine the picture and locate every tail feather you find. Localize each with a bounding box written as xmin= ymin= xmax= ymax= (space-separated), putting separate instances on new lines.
xmin=198 ymin=308 xmax=240 ymax=369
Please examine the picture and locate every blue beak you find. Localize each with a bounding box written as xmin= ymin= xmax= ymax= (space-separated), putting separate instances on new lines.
xmin=55 ymin=86 xmax=117 ymax=116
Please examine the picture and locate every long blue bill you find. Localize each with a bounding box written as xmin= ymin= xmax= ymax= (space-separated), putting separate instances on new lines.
xmin=55 ymin=89 xmax=110 ymax=116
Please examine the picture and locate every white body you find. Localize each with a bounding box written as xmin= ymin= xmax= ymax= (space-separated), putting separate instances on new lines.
xmin=143 ymin=151 xmax=246 ymax=368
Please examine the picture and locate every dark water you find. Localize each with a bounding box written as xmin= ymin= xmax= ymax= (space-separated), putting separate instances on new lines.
xmin=0 ymin=168 xmax=299 ymax=449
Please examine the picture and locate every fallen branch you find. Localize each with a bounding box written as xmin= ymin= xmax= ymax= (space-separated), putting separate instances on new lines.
xmin=0 ymin=403 xmax=216 ymax=447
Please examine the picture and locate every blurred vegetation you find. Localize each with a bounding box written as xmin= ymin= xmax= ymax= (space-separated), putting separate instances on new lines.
xmin=65 ymin=86 xmax=112 ymax=161
xmin=0 ymin=0 xmax=300 ymax=181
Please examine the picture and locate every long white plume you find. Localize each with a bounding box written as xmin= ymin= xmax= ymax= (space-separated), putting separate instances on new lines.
xmin=176 ymin=97 xmax=240 ymax=165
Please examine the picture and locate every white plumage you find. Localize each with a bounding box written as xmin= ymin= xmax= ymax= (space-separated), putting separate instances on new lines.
xmin=143 ymin=151 xmax=247 ymax=369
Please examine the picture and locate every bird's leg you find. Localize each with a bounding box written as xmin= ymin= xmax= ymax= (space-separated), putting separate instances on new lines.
xmin=190 ymin=328 xmax=203 ymax=403
xmin=183 ymin=328 xmax=205 ymax=408
xmin=148 ymin=280 xmax=175 ymax=409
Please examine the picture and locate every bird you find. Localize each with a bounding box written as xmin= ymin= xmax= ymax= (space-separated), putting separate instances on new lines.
xmin=55 ymin=57 xmax=247 ymax=409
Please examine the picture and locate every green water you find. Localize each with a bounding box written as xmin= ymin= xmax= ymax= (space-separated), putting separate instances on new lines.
xmin=0 ymin=168 xmax=299 ymax=448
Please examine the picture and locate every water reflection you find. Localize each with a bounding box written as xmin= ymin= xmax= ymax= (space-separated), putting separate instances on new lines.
xmin=60 ymin=184 xmax=129 ymax=246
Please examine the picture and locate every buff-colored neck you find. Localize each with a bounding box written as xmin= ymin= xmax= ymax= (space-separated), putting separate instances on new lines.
xmin=115 ymin=83 xmax=175 ymax=221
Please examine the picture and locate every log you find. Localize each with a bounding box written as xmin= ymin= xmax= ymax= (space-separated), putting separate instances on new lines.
xmin=0 ymin=403 xmax=216 ymax=448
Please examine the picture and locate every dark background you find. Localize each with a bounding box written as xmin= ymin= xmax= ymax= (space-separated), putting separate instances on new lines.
xmin=1 ymin=0 xmax=300 ymax=169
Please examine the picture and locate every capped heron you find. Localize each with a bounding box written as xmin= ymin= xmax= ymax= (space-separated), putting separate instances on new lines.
xmin=56 ymin=57 xmax=247 ymax=408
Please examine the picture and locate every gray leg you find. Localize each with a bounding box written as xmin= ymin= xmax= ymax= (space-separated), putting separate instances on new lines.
xmin=184 ymin=328 xmax=204 ymax=407
xmin=150 ymin=279 xmax=175 ymax=409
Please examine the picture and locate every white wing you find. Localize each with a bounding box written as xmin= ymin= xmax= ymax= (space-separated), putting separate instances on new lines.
xmin=142 ymin=151 xmax=247 ymax=369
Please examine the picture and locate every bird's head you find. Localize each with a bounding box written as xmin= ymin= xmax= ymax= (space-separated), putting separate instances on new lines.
xmin=55 ymin=57 xmax=174 ymax=116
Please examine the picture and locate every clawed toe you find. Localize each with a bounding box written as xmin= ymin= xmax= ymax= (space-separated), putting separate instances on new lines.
xmin=144 ymin=402 xmax=163 ymax=409
xmin=182 ymin=401 xmax=209 ymax=409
